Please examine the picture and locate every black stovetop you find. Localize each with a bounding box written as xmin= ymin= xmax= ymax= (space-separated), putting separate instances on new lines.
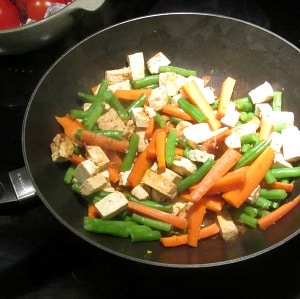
xmin=0 ymin=0 xmax=299 ymax=298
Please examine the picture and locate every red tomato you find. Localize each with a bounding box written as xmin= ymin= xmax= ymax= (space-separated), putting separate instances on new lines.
xmin=0 ymin=0 xmax=20 ymax=29
xmin=26 ymin=0 xmax=66 ymax=21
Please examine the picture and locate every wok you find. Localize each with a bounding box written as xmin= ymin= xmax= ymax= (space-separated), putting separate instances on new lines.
xmin=8 ymin=13 xmax=300 ymax=267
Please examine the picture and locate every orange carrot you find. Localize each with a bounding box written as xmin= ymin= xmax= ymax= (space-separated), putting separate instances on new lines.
xmin=206 ymin=166 xmax=248 ymax=194
xmin=174 ymin=147 xmax=184 ymax=156
xmin=69 ymin=153 xmax=85 ymax=165
xmin=160 ymin=223 xmax=220 ymax=247
xmin=161 ymin=103 xmax=196 ymax=122
xmin=217 ymin=77 xmax=236 ymax=119
xmin=190 ymin=148 xmax=242 ymax=202
xmin=155 ymin=129 xmax=167 ymax=171
xmin=187 ymin=202 xmax=206 ymax=247
xmin=222 ymin=146 xmax=275 ymax=208
xmin=107 ymin=165 xmax=120 ymax=183
xmin=213 ymin=127 xmax=232 ymax=143
xmin=127 ymin=148 xmax=154 ymax=187
xmin=114 ymin=89 xmax=152 ymax=100
xmin=145 ymin=117 xmax=155 ymax=139
xmin=258 ymin=194 xmax=300 ymax=230
xmin=182 ymin=80 xmax=221 ymax=130
xmin=261 ymin=180 xmax=295 ymax=193
xmin=127 ymin=200 xmax=188 ymax=230
xmin=79 ymin=129 xmax=129 ymax=153
xmin=88 ymin=203 xmax=100 ymax=218
xmin=201 ymin=195 xmax=225 ymax=212
xmin=55 ymin=114 xmax=83 ymax=142
xmin=91 ymin=84 xmax=100 ymax=95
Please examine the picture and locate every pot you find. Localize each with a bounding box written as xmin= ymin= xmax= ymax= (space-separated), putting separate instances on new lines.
xmin=3 ymin=13 xmax=300 ymax=267
xmin=0 ymin=0 xmax=105 ymax=55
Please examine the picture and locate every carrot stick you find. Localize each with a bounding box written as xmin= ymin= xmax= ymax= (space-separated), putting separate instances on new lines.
xmin=145 ymin=117 xmax=155 ymax=139
xmin=175 ymin=147 xmax=184 ymax=156
xmin=127 ymin=148 xmax=154 ymax=187
xmin=213 ymin=127 xmax=232 ymax=143
xmin=127 ymin=200 xmax=188 ymax=230
xmin=259 ymin=118 xmax=274 ymax=141
xmin=217 ymin=77 xmax=236 ymax=119
xmin=55 ymin=114 xmax=83 ymax=142
xmin=69 ymin=153 xmax=85 ymax=165
xmin=187 ymin=202 xmax=206 ymax=247
xmin=258 ymin=194 xmax=300 ymax=230
xmin=156 ymin=129 xmax=167 ymax=171
xmin=200 ymin=195 xmax=225 ymax=212
xmin=222 ymin=146 xmax=275 ymax=208
xmin=261 ymin=180 xmax=295 ymax=193
xmin=79 ymin=130 xmax=129 ymax=153
xmin=206 ymin=166 xmax=248 ymax=194
xmin=160 ymin=223 xmax=220 ymax=247
xmin=88 ymin=203 xmax=100 ymax=218
xmin=190 ymin=148 xmax=242 ymax=202
xmin=182 ymin=80 xmax=221 ymax=130
xmin=161 ymin=103 xmax=196 ymax=122
xmin=114 ymin=89 xmax=152 ymax=100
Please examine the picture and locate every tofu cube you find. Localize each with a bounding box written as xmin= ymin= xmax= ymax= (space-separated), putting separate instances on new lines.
xmin=220 ymin=102 xmax=240 ymax=128
xmin=159 ymin=72 xmax=180 ymax=96
xmin=50 ymin=133 xmax=73 ymax=162
xmin=127 ymin=52 xmax=145 ymax=80
xmin=151 ymin=162 xmax=183 ymax=184
xmin=182 ymin=123 xmax=211 ymax=144
xmin=217 ymin=210 xmax=239 ymax=241
xmin=281 ymin=126 xmax=300 ymax=162
xmin=170 ymin=157 xmax=197 ymax=176
xmin=189 ymin=149 xmax=215 ymax=163
xmin=74 ymin=160 xmax=99 ymax=184
xmin=142 ymin=169 xmax=177 ymax=200
xmin=108 ymin=80 xmax=131 ymax=92
xmin=85 ymin=146 xmax=110 ymax=170
xmin=80 ymin=173 xmax=109 ymax=196
xmin=131 ymin=107 xmax=149 ymax=128
xmin=248 ymin=81 xmax=274 ymax=104
xmin=147 ymin=86 xmax=168 ymax=111
xmin=131 ymin=184 xmax=150 ymax=200
xmin=146 ymin=52 xmax=171 ymax=74
xmin=105 ymin=67 xmax=131 ymax=84
xmin=95 ymin=191 xmax=128 ymax=219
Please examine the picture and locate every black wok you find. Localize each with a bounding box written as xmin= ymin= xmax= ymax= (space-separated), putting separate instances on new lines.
xmin=19 ymin=13 xmax=300 ymax=267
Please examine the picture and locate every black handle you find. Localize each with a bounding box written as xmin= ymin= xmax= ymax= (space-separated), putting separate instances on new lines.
xmin=0 ymin=167 xmax=40 ymax=214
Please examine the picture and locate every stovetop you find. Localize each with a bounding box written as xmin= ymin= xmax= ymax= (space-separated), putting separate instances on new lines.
xmin=0 ymin=0 xmax=299 ymax=298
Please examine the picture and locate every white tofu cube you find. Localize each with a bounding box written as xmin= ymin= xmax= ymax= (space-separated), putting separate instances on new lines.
xmin=108 ymin=80 xmax=131 ymax=92
xmin=85 ymin=146 xmax=110 ymax=170
xmin=151 ymin=163 xmax=182 ymax=184
xmin=105 ymin=67 xmax=131 ymax=84
xmin=281 ymin=126 xmax=300 ymax=162
xmin=254 ymin=103 xmax=273 ymax=118
xmin=267 ymin=111 xmax=294 ymax=127
xmin=248 ymin=81 xmax=274 ymax=104
xmin=220 ymin=101 xmax=240 ymax=128
xmin=147 ymin=86 xmax=169 ymax=111
xmin=269 ymin=131 xmax=283 ymax=153
xmin=225 ymin=132 xmax=241 ymax=149
xmin=95 ymin=191 xmax=128 ymax=219
xmin=159 ymin=72 xmax=180 ymax=96
xmin=217 ymin=210 xmax=239 ymax=241
xmin=182 ymin=123 xmax=211 ymax=144
xmin=272 ymin=153 xmax=293 ymax=168
xmin=170 ymin=157 xmax=197 ymax=176
xmin=131 ymin=107 xmax=149 ymax=128
xmin=189 ymin=149 xmax=215 ymax=163
xmin=146 ymin=52 xmax=171 ymax=74
xmin=131 ymin=184 xmax=150 ymax=200
xmin=80 ymin=173 xmax=109 ymax=196
xmin=127 ymin=52 xmax=145 ymax=80
xmin=74 ymin=160 xmax=99 ymax=184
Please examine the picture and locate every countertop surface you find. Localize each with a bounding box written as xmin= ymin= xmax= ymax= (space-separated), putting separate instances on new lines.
xmin=0 ymin=0 xmax=299 ymax=298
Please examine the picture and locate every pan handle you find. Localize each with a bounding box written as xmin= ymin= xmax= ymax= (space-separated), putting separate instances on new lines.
xmin=0 ymin=167 xmax=39 ymax=213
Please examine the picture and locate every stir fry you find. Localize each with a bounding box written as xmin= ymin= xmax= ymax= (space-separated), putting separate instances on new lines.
xmin=50 ymin=51 xmax=300 ymax=247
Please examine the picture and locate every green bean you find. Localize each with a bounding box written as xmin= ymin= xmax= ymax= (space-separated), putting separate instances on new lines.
xmin=178 ymin=97 xmax=207 ymax=123
xmin=120 ymin=133 xmax=139 ymax=172
xmin=240 ymin=133 xmax=259 ymax=146
xmin=158 ymin=65 xmax=197 ymax=77
xmin=231 ymin=210 xmax=258 ymax=228
xmin=270 ymin=167 xmax=300 ymax=180
xmin=94 ymin=129 xmax=123 ymax=140
xmin=253 ymin=196 xmax=280 ymax=210
xmin=272 ymin=91 xmax=282 ymax=111
xmin=154 ymin=112 xmax=167 ymax=128
xmin=126 ymin=93 xmax=147 ymax=113
xmin=210 ymin=100 xmax=219 ymax=110
xmin=77 ymin=91 xmax=98 ymax=102
xmin=83 ymin=102 xmax=105 ymax=130
xmin=70 ymin=109 xmax=88 ymax=119
xmin=259 ymin=188 xmax=287 ymax=201
xmin=127 ymin=194 xmax=173 ymax=213
xmin=241 ymin=143 xmax=251 ymax=154
xmin=264 ymin=170 xmax=277 ymax=184
xmin=95 ymin=79 xmax=109 ymax=100
xmin=104 ymin=90 xmax=129 ymax=121
xmin=131 ymin=213 xmax=173 ymax=232
xmin=131 ymin=75 xmax=159 ymax=89
xmin=177 ymin=158 xmax=215 ymax=193
xmin=234 ymin=96 xmax=254 ymax=112
xmin=166 ymin=129 xmax=177 ymax=167
xmin=64 ymin=164 xmax=76 ymax=185
xmin=234 ymin=139 xmax=270 ymax=169
xmin=129 ymin=229 xmax=162 ymax=242
xmin=169 ymin=116 xmax=182 ymax=125
xmin=238 ymin=204 xmax=258 ymax=218
xmin=257 ymin=209 xmax=270 ymax=218
xmin=274 ymin=123 xmax=287 ymax=133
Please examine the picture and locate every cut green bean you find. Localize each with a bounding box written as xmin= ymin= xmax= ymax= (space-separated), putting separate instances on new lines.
xmin=270 ymin=167 xmax=300 ymax=179
xmin=234 ymin=97 xmax=254 ymax=112
xmin=272 ymin=91 xmax=282 ymax=111
xmin=169 ymin=116 xmax=182 ymax=125
xmin=126 ymin=93 xmax=147 ymax=113
xmin=166 ymin=129 xmax=177 ymax=167
xmin=177 ymin=158 xmax=215 ymax=193
xmin=129 ymin=229 xmax=162 ymax=242
xmin=238 ymin=204 xmax=258 ymax=218
xmin=83 ymin=102 xmax=105 ymax=130
xmin=158 ymin=65 xmax=197 ymax=77
xmin=178 ymin=97 xmax=207 ymax=123
xmin=94 ymin=129 xmax=123 ymax=140
xmin=154 ymin=112 xmax=167 ymax=128
xmin=234 ymin=139 xmax=270 ymax=169
xmin=78 ymin=91 xmax=98 ymax=103
xmin=131 ymin=75 xmax=159 ymax=89
xmin=104 ymin=90 xmax=129 ymax=121
xmin=70 ymin=109 xmax=88 ymax=119
xmin=253 ymin=196 xmax=280 ymax=210
xmin=264 ymin=170 xmax=277 ymax=184
xmin=131 ymin=213 xmax=173 ymax=232
xmin=120 ymin=133 xmax=139 ymax=172
xmin=259 ymin=188 xmax=288 ymax=201
xmin=274 ymin=123 xmax=287 ymax=133
xmin=232 ymin=210 xmax=258 ymax=228
xmin=64 ymin=164 xmax=76 ymax=184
